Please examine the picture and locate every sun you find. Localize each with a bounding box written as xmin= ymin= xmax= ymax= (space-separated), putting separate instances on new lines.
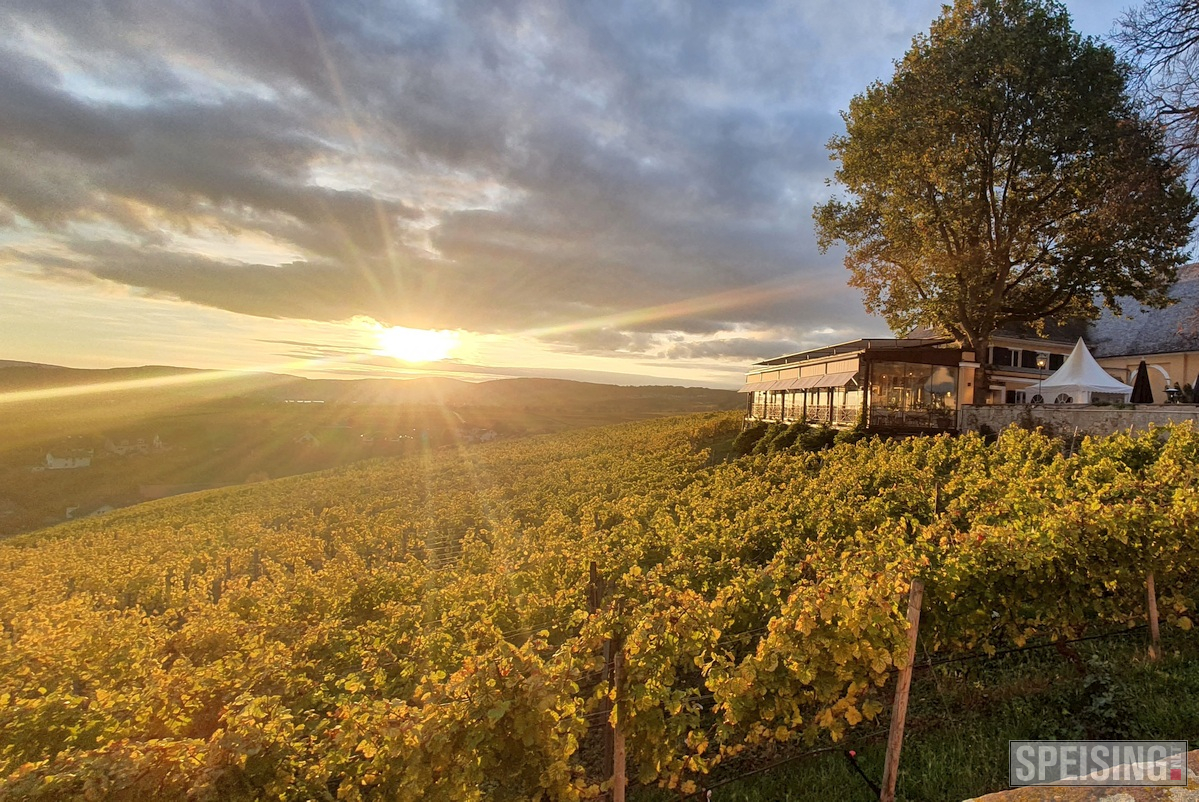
xmin=376 ymin=326 xmax=459 ymax=363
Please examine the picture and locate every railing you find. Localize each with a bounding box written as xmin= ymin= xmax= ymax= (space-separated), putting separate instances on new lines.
xmin=747 ymin=405 xmax=864 ymax=428
xmin=868 ymin=407 xmax=956 ymax=430
xmin=832 ymin=406 xmax=861 ymax=426
xmin=805 ymin=406 xmax=831 ymax=424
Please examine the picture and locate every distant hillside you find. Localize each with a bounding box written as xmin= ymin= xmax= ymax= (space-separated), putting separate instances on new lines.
xmin=0 ymin=361 xmax=739 ymax=537
xmin=0 ymin=361 xmax=737 ymax=408
xmin=0 ymin=360 xmax=57 ymax=370
xmin=0 ymin=362 xmax=207 ymax=387
xmin=234 ymin=373 xmax=739 ymax=410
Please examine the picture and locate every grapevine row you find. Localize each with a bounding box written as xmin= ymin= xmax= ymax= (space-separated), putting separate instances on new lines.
xmin=0 ymin=412 xmax=1196 ymax=800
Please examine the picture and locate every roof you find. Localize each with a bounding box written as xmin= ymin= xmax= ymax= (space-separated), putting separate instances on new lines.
xmin=737 ymin=372 xmax=859 ymax=393
xmin=751 ymin=337 xmax=953 ymax=367
xmin=909 ymin=322 xmax=1083 ymax=343
xmin=1038 ymin=338 xmax=1133 ymax=395
xmin=1090 ymin=264 xmax=1199 ymax=357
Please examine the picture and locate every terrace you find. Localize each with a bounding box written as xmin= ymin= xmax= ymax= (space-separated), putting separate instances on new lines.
xmin=741 ymin=338 xmax=969 ymax=433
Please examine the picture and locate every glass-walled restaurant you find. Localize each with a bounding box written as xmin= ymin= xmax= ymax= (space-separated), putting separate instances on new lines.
xmin=741 ymin=339 xmax=966 ymax=432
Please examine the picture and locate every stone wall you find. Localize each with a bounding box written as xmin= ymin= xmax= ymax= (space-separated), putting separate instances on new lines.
xmin=959 ymin=404 xmax=1199 ymax=437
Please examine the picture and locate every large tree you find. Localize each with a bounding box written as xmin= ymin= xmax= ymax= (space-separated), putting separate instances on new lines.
xmin=1118 ymin=0 xmax=1199 ymax=185
xmin=815 ymin=0 xmax=1196 ymax=403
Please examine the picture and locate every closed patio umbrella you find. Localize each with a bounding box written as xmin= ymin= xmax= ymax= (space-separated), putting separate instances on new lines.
xmin=1130 ymin=361 xmax=1154 ymax=404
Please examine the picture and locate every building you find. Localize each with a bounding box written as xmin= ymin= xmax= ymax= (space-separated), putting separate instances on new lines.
xmin=741 ymin=334 xmax=1086 ymax=432
xmin=905 ymin=326 xmax=1078 ymax=405
xmin=1091 ymin=264 xmax=1199 ymax=402
xmin=105 ymin=436 xmax=160 ymax=456
xmin=741 ymin=338 xmax=974 ymax=433
xmin=44 ymin=450 xmax=93 ymax=469
xmin=744 ymin=263 xmax=1199 ymax=428
xmin=979 ymin=333 xmax=1076 ymax=404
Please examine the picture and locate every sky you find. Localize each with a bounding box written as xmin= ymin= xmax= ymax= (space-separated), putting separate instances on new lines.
xmin=0 ymin=0 xmax=1134 ymax=388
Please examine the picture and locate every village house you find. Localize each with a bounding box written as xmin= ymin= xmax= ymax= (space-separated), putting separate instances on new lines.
xmin=104 ymin=435 xmax=165 ymax=456
xmin=44 ymin=450 xmax=93 ymax=470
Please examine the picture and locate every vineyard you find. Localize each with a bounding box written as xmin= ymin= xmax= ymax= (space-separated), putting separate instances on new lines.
xmin=1 ymin=411 xmax=1198 ymax=800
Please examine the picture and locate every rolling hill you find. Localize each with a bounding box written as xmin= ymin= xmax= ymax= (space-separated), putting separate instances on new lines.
xmin=0 ymin=362 xmax=740 ymax=537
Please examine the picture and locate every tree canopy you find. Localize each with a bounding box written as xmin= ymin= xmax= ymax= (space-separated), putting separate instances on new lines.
xmin=814 ymin=0 xmax=1196 ymax=395
xmin=1119 ymin=0 xmax=1199 ymax=185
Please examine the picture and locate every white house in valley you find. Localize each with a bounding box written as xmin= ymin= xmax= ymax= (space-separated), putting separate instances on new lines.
xmin=45 ymin=450 xmax=93 ymax=469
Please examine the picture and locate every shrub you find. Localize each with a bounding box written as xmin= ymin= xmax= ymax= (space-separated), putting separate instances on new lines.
xmin=798 ymin=425 xmax=837 ymax=452
xmin=768 ymin=422 xmax=810 ymax=454
xmin=752 ymin=423 xmax=783 ymax=455
xmin=730 ymin=424 xmax=768 ymax=457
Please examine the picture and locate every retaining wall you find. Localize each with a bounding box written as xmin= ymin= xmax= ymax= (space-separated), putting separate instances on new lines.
xmin=959 ymin=405 xmax=1199 ymax=437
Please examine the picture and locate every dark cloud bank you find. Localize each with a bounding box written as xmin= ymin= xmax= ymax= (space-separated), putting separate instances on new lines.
xmin=0 ymin=0 xmax=932 ymax=364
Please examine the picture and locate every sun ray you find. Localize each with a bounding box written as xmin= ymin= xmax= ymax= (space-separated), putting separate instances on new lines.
xmin=0 ymin=355 xmax=357 ymax=407
xmin=516 ymin=275 xmax=833 ymax=340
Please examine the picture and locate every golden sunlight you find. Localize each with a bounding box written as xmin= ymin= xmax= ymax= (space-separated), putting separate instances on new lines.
xmin=375 ymin=326 xmax=459 ymax=363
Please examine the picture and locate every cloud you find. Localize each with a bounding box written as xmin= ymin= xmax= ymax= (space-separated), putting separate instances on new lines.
xmin=0 ymin=0 xmax=963 ymax=359
xmin=663 ymin=338 xmax=802 ymax=361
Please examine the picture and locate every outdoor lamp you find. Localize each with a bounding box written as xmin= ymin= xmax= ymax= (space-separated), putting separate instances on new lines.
xmin=1035 ymin=353 xmax=1048 ymax=404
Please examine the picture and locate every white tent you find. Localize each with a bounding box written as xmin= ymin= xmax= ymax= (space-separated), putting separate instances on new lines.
xmin=1030 ymin=338 xmax=1132 ymax=404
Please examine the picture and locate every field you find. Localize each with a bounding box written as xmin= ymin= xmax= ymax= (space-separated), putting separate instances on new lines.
xmin=0 ymin=364 xmax=738 ymax=537
xmin=1 ymin=411 xmax=1198 ymax=800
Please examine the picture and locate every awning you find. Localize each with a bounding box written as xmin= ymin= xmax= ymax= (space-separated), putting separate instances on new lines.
xmin=741 ymin=373 xmax=858 ymax=392
xmin=738 ymin=380 xmax=781 ymax=393
xmin=809 ymin=371 xmax=858 ymax=388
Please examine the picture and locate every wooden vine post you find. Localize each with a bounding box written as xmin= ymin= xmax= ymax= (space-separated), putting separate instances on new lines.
xmin=1147 ymin=571 xmax=1161 ymax=662
xmin=587 ymin=562 xmax=614 ymax=784
xmin=587 ymin=561 xmax=626 ymax=801
xmin=612 ymin=646 xmax=627 ymax=802
xmin=880 ymin=577 xmax=924 ymax=802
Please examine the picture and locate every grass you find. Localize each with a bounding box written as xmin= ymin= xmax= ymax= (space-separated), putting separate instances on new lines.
xmin=635 ymin=629 xmax=1199 ymax=801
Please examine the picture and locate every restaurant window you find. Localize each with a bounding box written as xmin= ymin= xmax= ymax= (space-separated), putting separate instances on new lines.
xmin=870 ymin=362 xmax=957 ymax=412
xmin=1049 ymin=353 xmax=1065 ymax=370
xmin=991 ymin=347 xmax=1013 ymax=367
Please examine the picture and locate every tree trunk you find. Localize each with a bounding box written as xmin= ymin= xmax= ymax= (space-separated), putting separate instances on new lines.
xmin=967 ymin=336 xmax=991 ymax=406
